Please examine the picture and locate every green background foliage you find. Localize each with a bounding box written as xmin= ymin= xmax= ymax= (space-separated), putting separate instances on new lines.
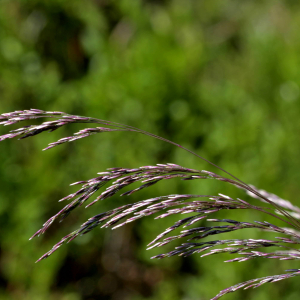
xmin=1 ymin=1 xmax=300 ymax=299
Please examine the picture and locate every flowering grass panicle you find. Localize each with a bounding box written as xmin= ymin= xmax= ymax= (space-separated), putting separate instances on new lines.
xmin=1 ymin=109 xmax=300 ymax=299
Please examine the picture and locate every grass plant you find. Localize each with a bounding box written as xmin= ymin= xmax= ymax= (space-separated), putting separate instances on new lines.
xmin=1 ymin=109 xmax=300 ymax=299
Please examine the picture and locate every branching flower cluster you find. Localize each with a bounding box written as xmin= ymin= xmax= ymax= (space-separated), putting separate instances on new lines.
xmin=1 ymin=109 xmax=300 ymax=299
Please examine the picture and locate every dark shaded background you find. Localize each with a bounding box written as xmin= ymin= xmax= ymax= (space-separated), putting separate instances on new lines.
xmin=1 ymin=1 xmax=300 ymax=299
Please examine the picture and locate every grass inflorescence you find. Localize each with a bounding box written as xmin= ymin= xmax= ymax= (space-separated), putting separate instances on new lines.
xmin=1 ymin=109 xmax=300 ymax=299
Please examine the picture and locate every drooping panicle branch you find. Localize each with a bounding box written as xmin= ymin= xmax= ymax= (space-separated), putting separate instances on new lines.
xmin=29 ymin=163 xmax=210 ymax=240
xmin=211 ymin=270 xmax=300 ymax=300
